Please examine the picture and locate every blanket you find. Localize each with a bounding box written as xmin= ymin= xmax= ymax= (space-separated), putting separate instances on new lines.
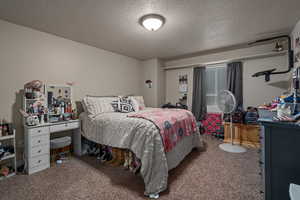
xmin=128 ymin=108 xmax=197 ymax=152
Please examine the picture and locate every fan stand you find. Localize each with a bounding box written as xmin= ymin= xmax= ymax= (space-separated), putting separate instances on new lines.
xmin=219 ymin=115 xmax=247 ymax=153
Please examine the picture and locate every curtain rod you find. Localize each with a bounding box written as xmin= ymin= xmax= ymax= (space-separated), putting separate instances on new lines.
xmin=163 ymin=50 xmax=287 ymax=70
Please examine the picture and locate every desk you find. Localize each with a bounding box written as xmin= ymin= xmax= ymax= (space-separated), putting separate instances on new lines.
xmin=24 ymin=120 xmax=81 ymax=174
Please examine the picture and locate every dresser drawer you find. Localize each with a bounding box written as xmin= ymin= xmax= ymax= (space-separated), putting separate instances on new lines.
xmin=28 ymin=163 xmax=50 ymax=175
xmin=30 ymin=134 xmax=50 ymax=147
xmin=28 ymin=126 xmax=49 ymax=137
xmin=49 ymin=121 xmax=79 ymax=133
xmin=28 ymin=154 xmax=49 ymax=169
xmin=29 ymin=144 xmax=50 ymax=158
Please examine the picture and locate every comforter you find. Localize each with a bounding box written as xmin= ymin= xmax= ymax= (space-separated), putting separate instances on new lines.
xmin=128 ymin=108 xmax=198 ymax=152
xmin=80 ymin=108 xmax=203 ymax=195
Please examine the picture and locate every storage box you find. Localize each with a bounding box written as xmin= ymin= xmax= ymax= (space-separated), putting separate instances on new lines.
xmin=258 ymin=109 xmax=277 ymax=119
xmin=223 ymin=122 xmax=260 ymax=148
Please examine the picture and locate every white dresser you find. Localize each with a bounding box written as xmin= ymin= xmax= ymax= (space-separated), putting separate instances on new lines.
xmin=24 ymin=120 xmax=81 ymax=174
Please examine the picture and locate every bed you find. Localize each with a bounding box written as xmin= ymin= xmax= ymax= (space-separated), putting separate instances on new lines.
xmin=79 ymin=96 xmax=203 ymax=197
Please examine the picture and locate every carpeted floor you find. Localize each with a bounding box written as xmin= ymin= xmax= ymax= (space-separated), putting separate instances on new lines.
xmin=0 ymin=136 xmax=263 ymax=200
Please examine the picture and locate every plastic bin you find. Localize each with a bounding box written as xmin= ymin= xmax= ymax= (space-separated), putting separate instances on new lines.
xmin=258 ymin=109 xmax=277 ymax=119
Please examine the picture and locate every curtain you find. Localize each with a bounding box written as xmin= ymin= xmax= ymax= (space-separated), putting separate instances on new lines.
xmin=192 ymin=67 xmax=207 ymax=121
xmin=227 ymin=61 xmax=243 ymax=109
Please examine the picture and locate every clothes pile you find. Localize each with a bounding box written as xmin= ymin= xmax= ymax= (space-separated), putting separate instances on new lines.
xmin=201 ymin=113 xmax=223 ymax=138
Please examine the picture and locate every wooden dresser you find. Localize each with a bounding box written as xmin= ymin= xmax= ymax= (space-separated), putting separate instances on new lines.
xmin=223 ymin=122 xmax=260 ymax=148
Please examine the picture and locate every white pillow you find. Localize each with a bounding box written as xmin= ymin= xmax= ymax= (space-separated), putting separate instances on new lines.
xmin=129 ymin=96 xmax=146 ymax=110
xmin=82 ymin=96 xmax=117 ymax=115
xmin=128 ymin=97 xmax=139 ymax=112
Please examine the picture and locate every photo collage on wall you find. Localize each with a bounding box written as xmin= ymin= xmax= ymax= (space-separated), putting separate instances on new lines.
xmin=179 ymin=75 xmax=188 ymax=93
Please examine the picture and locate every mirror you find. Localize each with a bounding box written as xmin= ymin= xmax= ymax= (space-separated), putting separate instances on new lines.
xmin=47 ymin=85 xmax=73 ymax=122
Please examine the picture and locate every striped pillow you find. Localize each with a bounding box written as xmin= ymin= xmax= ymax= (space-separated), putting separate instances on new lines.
xmin=82 ymin=96 xmax=117 ymax=115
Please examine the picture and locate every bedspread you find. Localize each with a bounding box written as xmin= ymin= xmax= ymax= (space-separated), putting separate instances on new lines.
xmin=80 ymin=108 xmax=202 ymax=195
xmin=128 ymin=108 xmax=197 ymax=152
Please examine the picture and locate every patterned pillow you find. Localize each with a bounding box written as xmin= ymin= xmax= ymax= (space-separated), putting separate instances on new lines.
xmin=111 ymin=97 xmax=134 ymax=113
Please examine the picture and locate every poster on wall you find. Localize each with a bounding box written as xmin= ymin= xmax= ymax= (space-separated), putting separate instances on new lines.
xmin=179 ymin=75 xmax=188 ymax=93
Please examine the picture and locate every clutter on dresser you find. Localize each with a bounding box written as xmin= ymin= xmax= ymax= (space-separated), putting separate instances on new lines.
xmin=22 ymin=80 xmax=47 ymax=126
xmin=0 ymin=119 xmax=13 ymax=137
xmin=258 ymin=95 xmax=300 ymax=122
xmin=20 ymin=82 xmax=78 ymax=126
xmin=0 ymin=124 xmax=17 ymax=180
xmin=47 ymin=85 xmax=77 ymax=123
xmin=21 ymin=82 xmax=81 ymax=175
xmin=257 ymin=66 xmax=300 ymax=122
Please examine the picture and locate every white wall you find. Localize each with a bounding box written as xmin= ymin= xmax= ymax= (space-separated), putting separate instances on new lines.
xmin=141 ymin=58 xmax=165 ymax=107
xmin=165 ymin=68 xmax=194 ymax=111
xmin=165 ymin=44 xmax=291 ymax=111
xmin=0 ymin=19 xmax=143 ymax=150
xmin=243 ymin=55 xmax=290 ymax=107
xmin=141 ymin=59 xmax=158 ymax=107
xmin=0 ymin=20 xmax=142 ymax=121
xmin=157 ymin=59 xmax=166 ymax=107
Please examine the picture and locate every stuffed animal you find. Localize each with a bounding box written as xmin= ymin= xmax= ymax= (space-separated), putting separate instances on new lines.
xmin=0 ymin=166 xmax=9 ymax=177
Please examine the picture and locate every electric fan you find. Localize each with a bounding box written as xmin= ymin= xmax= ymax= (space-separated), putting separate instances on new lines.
xmin=217 ymin=90 xmax=246 ymax=153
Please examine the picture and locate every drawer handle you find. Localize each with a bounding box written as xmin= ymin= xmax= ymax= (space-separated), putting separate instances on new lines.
xmin=38 ymin=150 xmax=41 ymax=153
xmin=38 ymin=160 xmax=41 ymax=163
xmin=38 ymin=130 xmax=41 ymax=133
xmin=38 ymin=140 xmax=41 ymax=143
xmin=65 ymin=124 xmax=68 ymax=127
xmin=259 ymin=160 xmax=264 ymax=165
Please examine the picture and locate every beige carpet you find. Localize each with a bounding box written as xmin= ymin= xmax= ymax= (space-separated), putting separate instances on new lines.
xmin=0 ymin=136 xmax=263 ymax=200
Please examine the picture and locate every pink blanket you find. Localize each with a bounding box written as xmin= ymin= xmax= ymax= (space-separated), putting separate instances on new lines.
xmin=128 ymin=108 xmax=197 ymax=152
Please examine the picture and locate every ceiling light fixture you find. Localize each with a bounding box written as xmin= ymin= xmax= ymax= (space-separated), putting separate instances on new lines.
xmin=140 ymin=14 xmax=165 ymax=31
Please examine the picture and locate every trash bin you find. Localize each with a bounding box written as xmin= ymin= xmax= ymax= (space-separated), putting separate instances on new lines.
xmin=50 ymin=136 xmax=72 ymax=163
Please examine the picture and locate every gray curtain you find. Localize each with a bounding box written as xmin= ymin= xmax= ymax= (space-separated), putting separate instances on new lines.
xmin=192 ymin=67 xmax=207 ymax=121
xmin=227 ymin=61 xmax=243 ymax=109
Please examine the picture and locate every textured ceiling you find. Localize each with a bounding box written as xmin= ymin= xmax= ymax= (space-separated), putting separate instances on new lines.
xmin=0 ymin=0 xmax=300 ymax=60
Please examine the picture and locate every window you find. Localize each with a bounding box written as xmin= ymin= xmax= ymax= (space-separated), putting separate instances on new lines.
xmin=206 ymin=64 xmax=227 ymax=111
